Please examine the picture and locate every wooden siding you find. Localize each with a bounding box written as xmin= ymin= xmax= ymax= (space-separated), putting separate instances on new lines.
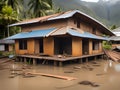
xmin=112 ymin=44 xmax=120 ymax=48
xmin=15 ymin=39 xmax=35 ymax=55
xmin=21 ymin=20 xmax=67 ymax=32
xmin=92 ymin=41 xmax=103 ymax=54
xmin=27 ymin=39 xmax=35 ymax=54
xmin=44 ymin=37 xmax=54 ymax=55
xmin=96 ymin=29 xmax=103 ymax=36
xmin=34 ymin=40 xmax=39 ymax=54
xmin=72 ymin=37 xmax=82 ymax=56
xmin=9 ymin=44 xmax=13 ymax=51
xmin=89 ymin=39 xmax=93 ymax=55
xmin=80 ymin=22 xmax=92 ymax=33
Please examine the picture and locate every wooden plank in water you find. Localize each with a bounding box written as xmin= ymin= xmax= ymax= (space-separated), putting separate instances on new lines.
xmin=26 ymin=72 xmax=77 ymax=81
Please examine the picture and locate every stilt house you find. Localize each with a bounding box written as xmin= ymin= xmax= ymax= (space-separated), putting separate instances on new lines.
xmin=7 ymin=10 xmax=114 ymax=65
xmin=110 ymin=27 xmax=120 ymax=48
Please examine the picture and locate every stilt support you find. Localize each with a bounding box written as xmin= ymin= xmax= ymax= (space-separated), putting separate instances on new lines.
xmin=54 ymin=61 xmax=57 ymax=66
xmin=94 ymin=56 xmax=97 ymax=61
xmin=86 ymin=58 xmax=88 ymax=63
xmin=24 ymin=58 xmax=27 ymax=64
xmin=33 ymin=58 xmax=36 ymax=65
xmin=59 ymin=61 xmax=63 ymax=67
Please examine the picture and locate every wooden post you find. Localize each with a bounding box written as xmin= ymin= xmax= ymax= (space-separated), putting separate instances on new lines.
xmin=94 ymin=56 xmax=97 ymax=61
xmin=15 ymin=57 xmax=19 ymax=62
xmin=101 ymin=55 xmax=104 ymax=60
xmin=86 ymin=58 xmax=88 ymax=63
xmin=54 ymin=61 xmax=57 ymax=66
xmin=20 ymin=57 xmax=23 ymax=62
xmin=24 ymin=58 xmax=27 ymax=64
xmin=33 ymin=58 xmax=36 ymax=65
xmin=59 ymin=61 xmax=63 ymax=67
xmin=46 ymin=61 xmax=48 ymax=64
xmin=78 ymin=58 xmax=82 ymax=64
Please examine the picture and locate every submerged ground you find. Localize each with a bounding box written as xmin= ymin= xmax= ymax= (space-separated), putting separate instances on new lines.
xmin=0 ymin=58 xmax=120 ymax=90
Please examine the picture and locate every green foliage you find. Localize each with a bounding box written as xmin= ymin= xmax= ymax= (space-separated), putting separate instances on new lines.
xmin=28 ymin=0 xmax=52 ymax=17
xmin=111 ymin=25 xmax=117 ymax=30
xmin=0 ymin=51 xmax=3 ymax=56
xmin=0 ymin=5 xmax=18 ymax=24
xmin=0 ymin=5 xmax=18 ymax=38
xmin=103 ymin=41 xmax=112 ymax=50
xmin=3 ymin=0 xmax=23 ymax=15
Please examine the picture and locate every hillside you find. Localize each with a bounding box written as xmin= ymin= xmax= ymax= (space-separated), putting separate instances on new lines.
xmin=53 ymin=0 xmax=120 ymax=28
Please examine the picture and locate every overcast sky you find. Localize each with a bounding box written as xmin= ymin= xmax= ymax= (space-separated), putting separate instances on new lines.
xmin=81 ymin=0 xmax=110 ymax=2
xmin=81 ymin=0 xmax=99 ymax=2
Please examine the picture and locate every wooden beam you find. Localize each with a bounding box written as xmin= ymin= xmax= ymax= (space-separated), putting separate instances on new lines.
xmin=26 ymin=72 xmax=77 ymax=81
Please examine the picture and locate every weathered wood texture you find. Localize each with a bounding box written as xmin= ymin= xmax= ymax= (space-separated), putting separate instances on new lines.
xmin=27 ymin=39 xmax=35 ymax=54
xmin=26 ymin=72 xmax=77 ymax=80
xmin=21 ymin=20 xmax=67 ymax=32
xmin=9 ymin=44 xmax=13 ymax=51
xmin=44 ymin=37 xmax=54 ymax=55
xmin=72 ymin=37 xmax=82 ymax=56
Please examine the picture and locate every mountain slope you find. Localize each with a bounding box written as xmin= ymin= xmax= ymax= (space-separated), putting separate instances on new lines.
xmin=53 ymin=0 xmax=120 ymax=27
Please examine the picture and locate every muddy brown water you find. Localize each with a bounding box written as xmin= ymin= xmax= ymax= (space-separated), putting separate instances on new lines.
xmin=0 ymin=59 xmax=120 ymax=90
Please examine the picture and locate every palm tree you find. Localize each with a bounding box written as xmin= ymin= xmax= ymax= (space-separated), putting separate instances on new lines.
xmin=2 ymin=0 xmax=23 ymax=16
xmin=28 ymin=0 xmax=52 ymax=17
xmin=0 ymin=5 xmax=18 ymax=37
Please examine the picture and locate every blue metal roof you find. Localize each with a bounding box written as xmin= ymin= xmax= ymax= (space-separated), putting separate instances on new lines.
xmin=7 ymin=28 xmax=56 ymax=39
xmin=67 ymin=29 xmax=107 ymax=40
xmin=0 ymin=39 xmax=15 ymax=44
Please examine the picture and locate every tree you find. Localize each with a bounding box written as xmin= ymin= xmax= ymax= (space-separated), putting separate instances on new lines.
xmin=111 ymin=25 xmax=117 ymax=30
xmin=0 ymin=5 xmax=18 ymax=38
xmin=2 ymin=0 xmax=23 ymax=17
xmin=28 ymin=0 xmax=52 ymax=17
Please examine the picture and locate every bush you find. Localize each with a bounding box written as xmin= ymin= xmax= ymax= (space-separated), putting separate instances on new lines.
xmin=103 ymin=41 xmax=112 ymax=50
xmin=0 ymin=51 xmax=3 ymax=56
xmin=103 ymin=44 xmax=112 ymax=50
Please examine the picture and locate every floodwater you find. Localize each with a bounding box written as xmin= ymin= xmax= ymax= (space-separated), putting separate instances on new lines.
xmin=0 ymin=59 xmax=120 ymax=90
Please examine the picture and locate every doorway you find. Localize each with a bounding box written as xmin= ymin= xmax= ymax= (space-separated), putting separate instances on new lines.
xmin=54 ymin=37 xmax=72 ymax=55
xmin=39 ymin=39 xmax=43 ymax=53
xmin=82 ymin=39 xmax=89 ymax=55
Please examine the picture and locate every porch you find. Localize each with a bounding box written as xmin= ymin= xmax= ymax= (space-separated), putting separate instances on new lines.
xmin=15 ymin=53 xmax=104 ymax=66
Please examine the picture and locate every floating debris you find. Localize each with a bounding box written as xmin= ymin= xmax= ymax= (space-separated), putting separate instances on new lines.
xmin=22 ymin=73 xmax=36 ymax=78
xmin=64 ymin=71 xmax=74 ymax=73
xmin=96 ymin=73 xmax=106 ymax=76
xmin=92 ymin=64 xmax=101 ymax=67
xmin=78 ymin=80 xmax=100 ymax=87
xmin=73 ymin=66 xmax=81 ymax=69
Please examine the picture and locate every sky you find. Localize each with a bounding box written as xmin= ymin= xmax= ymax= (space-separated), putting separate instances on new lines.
xmin=81 ymin=0 xmax=99 ymax=2
xmin=81 ymin=0 xmax=110 ymax=2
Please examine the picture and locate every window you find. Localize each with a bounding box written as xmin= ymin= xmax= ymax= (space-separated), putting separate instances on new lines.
xmin=92 ymin=28 xmax=96 ymax=34
xmin=74 ymin=17 xmax=80 ymax=28
xmin=77 ymin=20 xmax=80 ymax=28
xmin=92 ymin=40 xmax=99 ymax=50
xmin=19 ymin=40 xmax=27 ymax=50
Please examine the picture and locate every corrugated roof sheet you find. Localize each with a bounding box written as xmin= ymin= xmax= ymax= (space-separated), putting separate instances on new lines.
xmin=8 ymin=10 xmax=114 ymax=36
xmin=7 ymin=28 xmax=56 ymax=40
xmin=7 ymin=27 xmax=107 ymax=40
xmin=109 ymin=36 xmax=120 ymax=41
xmin=67 ymin=29 xmax=107 ymax=40
xmin=0 ymin=39 xmax=15 ymax=44
xmin=49 ymin=27 xmax=107 ymax=40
